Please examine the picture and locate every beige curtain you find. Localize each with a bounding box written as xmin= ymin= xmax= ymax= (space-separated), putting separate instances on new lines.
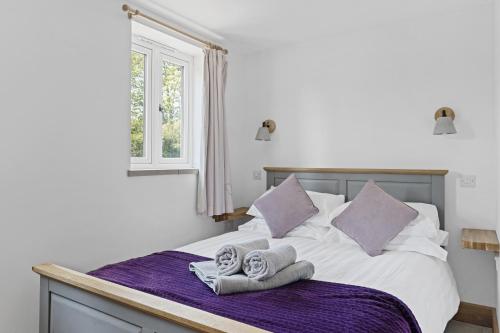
xmin=197 ymin=49 xmax=234 ymax=216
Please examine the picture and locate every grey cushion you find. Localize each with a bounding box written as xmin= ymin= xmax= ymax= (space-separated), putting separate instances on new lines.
xmin=333 ymin=180 xmax=418 ymax=256
xmin=254 ymin=174 xmax=319 ymax=238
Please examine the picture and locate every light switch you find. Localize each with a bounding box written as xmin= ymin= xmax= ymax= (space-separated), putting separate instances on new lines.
xmin=460 ymin=175 xmax=476 ymax=188
xmin=253 ymin=170 xmax=262 ymax=180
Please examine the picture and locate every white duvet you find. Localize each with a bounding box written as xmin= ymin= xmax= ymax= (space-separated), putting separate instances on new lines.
xmin=177 ymin=228 xmax=460 ymax=333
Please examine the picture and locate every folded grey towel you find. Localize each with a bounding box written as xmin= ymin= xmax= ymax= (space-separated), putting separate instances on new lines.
xmin=214 ymin=239 xmax=269 ymax=276
xmin=242 ymin=245 xmax=297 ymax=281
xmin=189 ymin=260 xmax=314 ymax=295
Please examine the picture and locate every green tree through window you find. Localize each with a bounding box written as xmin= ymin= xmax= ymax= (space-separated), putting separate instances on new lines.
xmin=161 ymin=61 xmax=183 ymax=158
xmin=130 ymin=51 xmax=145 ymax=158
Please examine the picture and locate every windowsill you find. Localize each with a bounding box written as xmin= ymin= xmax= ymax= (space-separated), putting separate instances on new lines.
xmin=127 ymin=168 xmax=198 ymax=177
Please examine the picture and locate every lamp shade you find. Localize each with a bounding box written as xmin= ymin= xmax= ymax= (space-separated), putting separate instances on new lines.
xmin=255 ymin=126 xmax=271 ymax=141
xmin=433 ymin=116 xmax=457 ymax=135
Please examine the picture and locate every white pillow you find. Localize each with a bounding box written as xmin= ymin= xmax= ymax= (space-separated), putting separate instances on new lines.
xmin=323 ymin=226 xmax=448 ymax=261
xmin=248 ymin=188 xmax=345 ymax=226
xmin=432 ymin=229 xmax=449 ymax=246
xmin=405 ymin=202 xmax=440 ymax=230
xmin=238 ymin=217 xmax=330 ymax=240
xmin=330 ymin=202 xmax=440 ymax=224
xmin=305 ymin=191 xmax=346 ymax=226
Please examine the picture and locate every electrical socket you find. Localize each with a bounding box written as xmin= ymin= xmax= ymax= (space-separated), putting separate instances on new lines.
xmin=460 ymin=175 xmax=476 ymax=188
xmin=252 ymin=170 xmax=262 ymax=180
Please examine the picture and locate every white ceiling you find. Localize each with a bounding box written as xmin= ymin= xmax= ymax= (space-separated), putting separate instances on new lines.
xmin=134 ymin=0 xmax=491 ymax=53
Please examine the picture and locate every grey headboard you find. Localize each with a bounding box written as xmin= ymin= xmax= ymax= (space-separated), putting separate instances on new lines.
xmin=264 ymin=167 xmax=448 ymax=230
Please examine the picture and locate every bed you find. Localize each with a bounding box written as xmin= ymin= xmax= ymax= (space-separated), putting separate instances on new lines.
xmin=33 ymin=167 xmax=459 ymax=333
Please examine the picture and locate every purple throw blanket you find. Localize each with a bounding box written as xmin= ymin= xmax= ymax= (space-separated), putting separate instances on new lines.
xmin=89 ymin=250 xmax=421 ymax=333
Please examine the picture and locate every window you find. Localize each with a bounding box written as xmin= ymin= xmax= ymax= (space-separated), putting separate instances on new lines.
xmin=130 ymin=35 xmax=193 ymax=169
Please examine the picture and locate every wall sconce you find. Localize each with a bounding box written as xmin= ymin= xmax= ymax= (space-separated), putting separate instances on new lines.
xmin=255 ymin=120 xmax=276 ymax=141
xmin=433 ymin=107 xmax=457 ymax=135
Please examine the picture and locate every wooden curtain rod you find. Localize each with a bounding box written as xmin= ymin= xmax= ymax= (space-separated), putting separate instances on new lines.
xmin=122 ymin=4 xmax=228 ymax=54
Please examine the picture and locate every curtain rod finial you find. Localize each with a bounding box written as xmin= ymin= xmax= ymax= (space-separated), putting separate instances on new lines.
xmin=122 ymin=4 xmax=139 ymax=18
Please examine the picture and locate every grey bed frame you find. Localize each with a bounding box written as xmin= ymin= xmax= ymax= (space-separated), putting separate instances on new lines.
xmin=35 ymin=167 xmax=447 ymax=333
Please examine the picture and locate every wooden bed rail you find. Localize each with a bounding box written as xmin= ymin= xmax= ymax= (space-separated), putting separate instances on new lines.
xmin=33 ymin=263 xmax=268 ymax=333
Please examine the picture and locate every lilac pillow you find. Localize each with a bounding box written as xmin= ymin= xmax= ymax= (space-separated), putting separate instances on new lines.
xmin=254 ymin=174 xmax=319 ymax=238
xmin=333 ymin=180 xmax=418 ymax=256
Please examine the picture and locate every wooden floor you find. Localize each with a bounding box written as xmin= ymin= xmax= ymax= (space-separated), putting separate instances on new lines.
xmin=445 ymin=321 xmax=492 ymax=333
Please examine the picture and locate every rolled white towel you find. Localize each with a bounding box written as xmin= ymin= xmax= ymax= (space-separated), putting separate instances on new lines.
xmin=243 ymin=245 xmax=297 ymax=281
xmin=215 ymin=239 xmax=269 ymax=276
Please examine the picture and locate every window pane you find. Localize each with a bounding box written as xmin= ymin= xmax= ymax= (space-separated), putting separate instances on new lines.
xmin=130 ymin=51 xmax=145 ymax=158
xmin=161 ymin=61 xmax=184 ymax=159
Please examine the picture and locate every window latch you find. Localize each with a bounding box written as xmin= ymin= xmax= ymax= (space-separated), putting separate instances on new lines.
xmin=158 ymin=105 xmax=164 ymax=113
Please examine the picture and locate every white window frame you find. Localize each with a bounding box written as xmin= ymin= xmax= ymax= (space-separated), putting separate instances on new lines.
xmin=130 ymin=35 xmax=194 ymax=170
xmin=130 ymin=44 xmax=152 ymax=165
xmin=156 ymin=52 xmax=191 ymax=166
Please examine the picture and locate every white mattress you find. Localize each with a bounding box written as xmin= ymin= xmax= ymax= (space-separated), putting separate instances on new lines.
xmin=177 ymin=230 xmax=460 ymax=333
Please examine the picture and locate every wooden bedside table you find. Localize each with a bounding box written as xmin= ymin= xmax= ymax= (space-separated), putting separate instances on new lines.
xmin=213 ymin=207 xmax=251 ymax=222
xmin=461 ymin=228 xmax=499 ymax=253
xmin=456 ymin=228 xmax=499 ymax=332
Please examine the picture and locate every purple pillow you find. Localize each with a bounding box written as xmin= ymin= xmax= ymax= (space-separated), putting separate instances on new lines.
xmin=333 ymin=180 xmax=418 ymax=256
xmin=254 ymin=174 xmax=319 ymax=238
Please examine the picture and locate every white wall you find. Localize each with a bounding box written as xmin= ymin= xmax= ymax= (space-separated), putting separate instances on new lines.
xmin=227 ymin=2 xmax=498 ymax=306
xmin=0 ymin=1 xmax=230 ymax=332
